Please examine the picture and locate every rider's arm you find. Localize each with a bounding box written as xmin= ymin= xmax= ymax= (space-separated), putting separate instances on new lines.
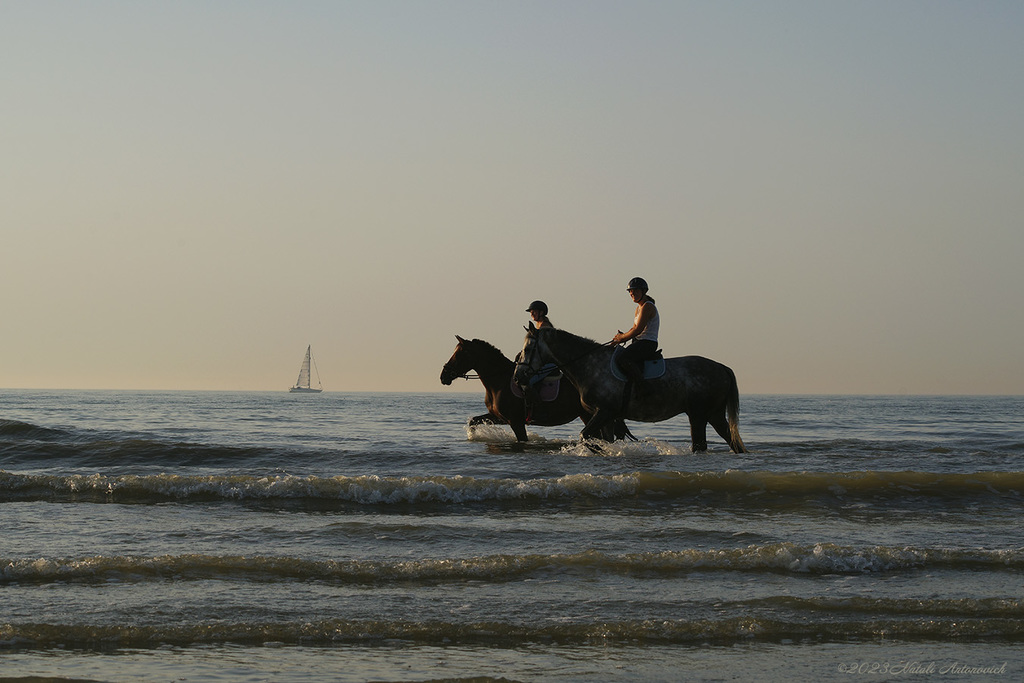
xmin=611 ymin=302 xmax=655 ymax=344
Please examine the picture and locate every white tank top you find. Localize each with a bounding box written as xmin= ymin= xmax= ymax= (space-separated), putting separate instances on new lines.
xmin=635 ymin=302 xmax=659 ymax=343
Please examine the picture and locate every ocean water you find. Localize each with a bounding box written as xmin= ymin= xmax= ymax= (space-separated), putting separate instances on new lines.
xmin=1 ymin=390 xmax=1022 ymax=682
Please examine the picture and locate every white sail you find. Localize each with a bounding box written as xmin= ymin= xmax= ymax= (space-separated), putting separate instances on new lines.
xmin=289 ymin=345 xmax=323 ymax=393
xmin=295 ymin=347 xmax=312 ymax=387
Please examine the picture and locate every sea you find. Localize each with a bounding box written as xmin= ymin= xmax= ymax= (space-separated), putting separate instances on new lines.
xmin=1 ymin=390 xmax=1022 ymax=682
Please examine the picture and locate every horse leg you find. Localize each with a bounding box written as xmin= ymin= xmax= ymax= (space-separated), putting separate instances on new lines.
xmin=688 ymin=414 xmax=709 ymax=453
xmin=709 ymin=413 xmax=740 ymax=453
xmin=613 ymin=419 xmax=636 ymax=441
xmin=593 ymin=421 xmax=614 ymax=444
xmin=469 ymin=413 xmax=527 ymax=442
xmin=510 ymin=420 xmax=529 ymax=442
xmin=581 ymin=409 xmax=614 ymax=441
xmin=469 ymin=413 xmax=504 ymax=426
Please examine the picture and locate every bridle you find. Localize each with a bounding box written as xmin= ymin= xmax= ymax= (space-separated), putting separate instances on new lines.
xmin=441 ymin=356 xmax=480 ymax=381
xmin=515 ymin=333 xmax=548 ymax=386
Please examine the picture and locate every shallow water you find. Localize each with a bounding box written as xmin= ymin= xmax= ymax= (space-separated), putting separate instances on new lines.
xmin=1 ymin=390 xmax=1022 ymax=681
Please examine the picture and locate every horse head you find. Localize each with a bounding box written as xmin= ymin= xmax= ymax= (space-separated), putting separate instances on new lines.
xmin=440 ymin=335 xmax=471 ymax=385
xmin=513 ymin=325 xmax=550 ymax=388
xmin=441 ymin=336 xmax=510 ymax=385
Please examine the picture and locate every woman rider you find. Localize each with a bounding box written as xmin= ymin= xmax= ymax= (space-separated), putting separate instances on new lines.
xmin=526 ymin=300 xmax=554 ymax=329
xmin=610 ymin=277 xmax=659 ymax=383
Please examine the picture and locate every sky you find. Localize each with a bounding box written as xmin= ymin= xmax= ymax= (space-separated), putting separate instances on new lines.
xmin=3 ymin=0 xmax=1022 ymax=395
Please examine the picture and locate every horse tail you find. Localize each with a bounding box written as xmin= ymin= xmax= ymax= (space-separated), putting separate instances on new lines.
xmin=726 ymin=367 xmax=747 ymax=453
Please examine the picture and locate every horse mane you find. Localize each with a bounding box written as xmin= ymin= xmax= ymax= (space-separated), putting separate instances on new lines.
xmin=540 ymin=327 xmax=602 ymax=349
xmin=468 ymin=338 xmax=510 ymax=361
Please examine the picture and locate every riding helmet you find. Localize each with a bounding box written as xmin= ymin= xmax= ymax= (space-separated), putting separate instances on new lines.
xmin=627 ymin=277 xmax=649 ymax=292
xmin=526 ymin=300 xmax=548 ymax=315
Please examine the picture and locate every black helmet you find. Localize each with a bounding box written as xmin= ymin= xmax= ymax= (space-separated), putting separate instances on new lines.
xmin=627 ymin=277 xmax=649 ymax=291
xmin=526 ymin=300 xmax=548 ymax=315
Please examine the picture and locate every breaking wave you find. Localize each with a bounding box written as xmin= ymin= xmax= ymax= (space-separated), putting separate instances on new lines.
xmin=4 ymin=544 xmax=1023 ymax=586
xmin=2 ymin=469 xmax=1022 ymax=506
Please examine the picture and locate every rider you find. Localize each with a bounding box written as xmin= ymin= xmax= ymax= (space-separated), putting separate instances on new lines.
xmin=610 ymin=277 xmax=660 ymax=383
xmin=526 ymin=300 xmax=554 ymax=329
xmin=522 ymin=300 xmax=560 ymax=404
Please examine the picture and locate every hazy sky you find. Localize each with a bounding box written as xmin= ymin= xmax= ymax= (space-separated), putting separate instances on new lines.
xmin=4 ymin=1 xmax=1022 ymax=394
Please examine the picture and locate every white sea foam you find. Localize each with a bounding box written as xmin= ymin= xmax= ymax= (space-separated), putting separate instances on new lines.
xmin=557 ymin=437 xmax=693 ymax=458
xmin=464 ymin=423 xmax=517 ymax=442
xmin=464 ymin=422 xmax=573 ymax=446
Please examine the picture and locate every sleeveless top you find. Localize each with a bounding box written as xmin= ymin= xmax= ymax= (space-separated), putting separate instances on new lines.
xmin=635 ymin=301 xmax=659 ymax=343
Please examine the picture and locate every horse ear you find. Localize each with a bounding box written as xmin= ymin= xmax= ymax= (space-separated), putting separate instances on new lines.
xmin=456 ymin=335 xmax=466 ymax=343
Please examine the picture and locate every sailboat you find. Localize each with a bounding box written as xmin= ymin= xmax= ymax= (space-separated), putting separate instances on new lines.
xmin=289 ymin=345 xmax=323 ymax=393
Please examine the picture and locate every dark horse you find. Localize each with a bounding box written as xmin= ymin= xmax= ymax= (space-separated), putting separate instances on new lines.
xmin=440 ymin=336 xmax=631 ymax=442
xmin=514 ymin=326 xmax=746 ymax=453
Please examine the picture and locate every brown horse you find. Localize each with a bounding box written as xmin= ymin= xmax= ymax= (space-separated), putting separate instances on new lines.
xmin=440 ymin=336 xmax=631 ymax=442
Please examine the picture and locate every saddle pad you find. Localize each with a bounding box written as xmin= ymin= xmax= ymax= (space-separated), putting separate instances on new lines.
xmin=610 ymin=347 xmax=667 ymax=382
xmin=510 ymin=376 xmax=561 ymax=402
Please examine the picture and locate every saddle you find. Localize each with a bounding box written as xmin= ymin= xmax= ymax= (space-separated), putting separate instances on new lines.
xmin=610 ymin=346 xmax=666 ymax=382
xmin=510 ymin=363 xmax=562 ymax=402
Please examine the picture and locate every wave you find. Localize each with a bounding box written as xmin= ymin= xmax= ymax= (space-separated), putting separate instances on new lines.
xmin=0 ymin=471 xmax=639 ymax=504
xmin=0 ymin=419 xmax=70 ymax=439
xmin=0 ymin=420 xmax=280 ymax=466
xmin=3 ymin=470 xmax=1021 ymax=507
xmin=635 ymin=469 xmax=1024 ymax=500
xmin=3 ymin=615 xmax=1024 ymax=650
xmin=0 ymin=418 xmax=289 ymax=467
xmin=4 ymin=544 xmax=1023 ymax=586
xmin=752 ymin=595 xmax=1024 ymax=618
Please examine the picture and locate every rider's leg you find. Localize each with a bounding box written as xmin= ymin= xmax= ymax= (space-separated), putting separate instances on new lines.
xmin=616 ymin=345 xmax=644 ymax=383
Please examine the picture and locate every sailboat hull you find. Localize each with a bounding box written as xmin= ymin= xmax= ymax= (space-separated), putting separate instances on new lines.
xmin=289 ymin=387 xmax=323 ymax=393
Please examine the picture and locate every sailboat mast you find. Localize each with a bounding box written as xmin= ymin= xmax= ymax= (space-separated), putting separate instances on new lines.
xmin=304 ymin=345 xmax=311 ymax=389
